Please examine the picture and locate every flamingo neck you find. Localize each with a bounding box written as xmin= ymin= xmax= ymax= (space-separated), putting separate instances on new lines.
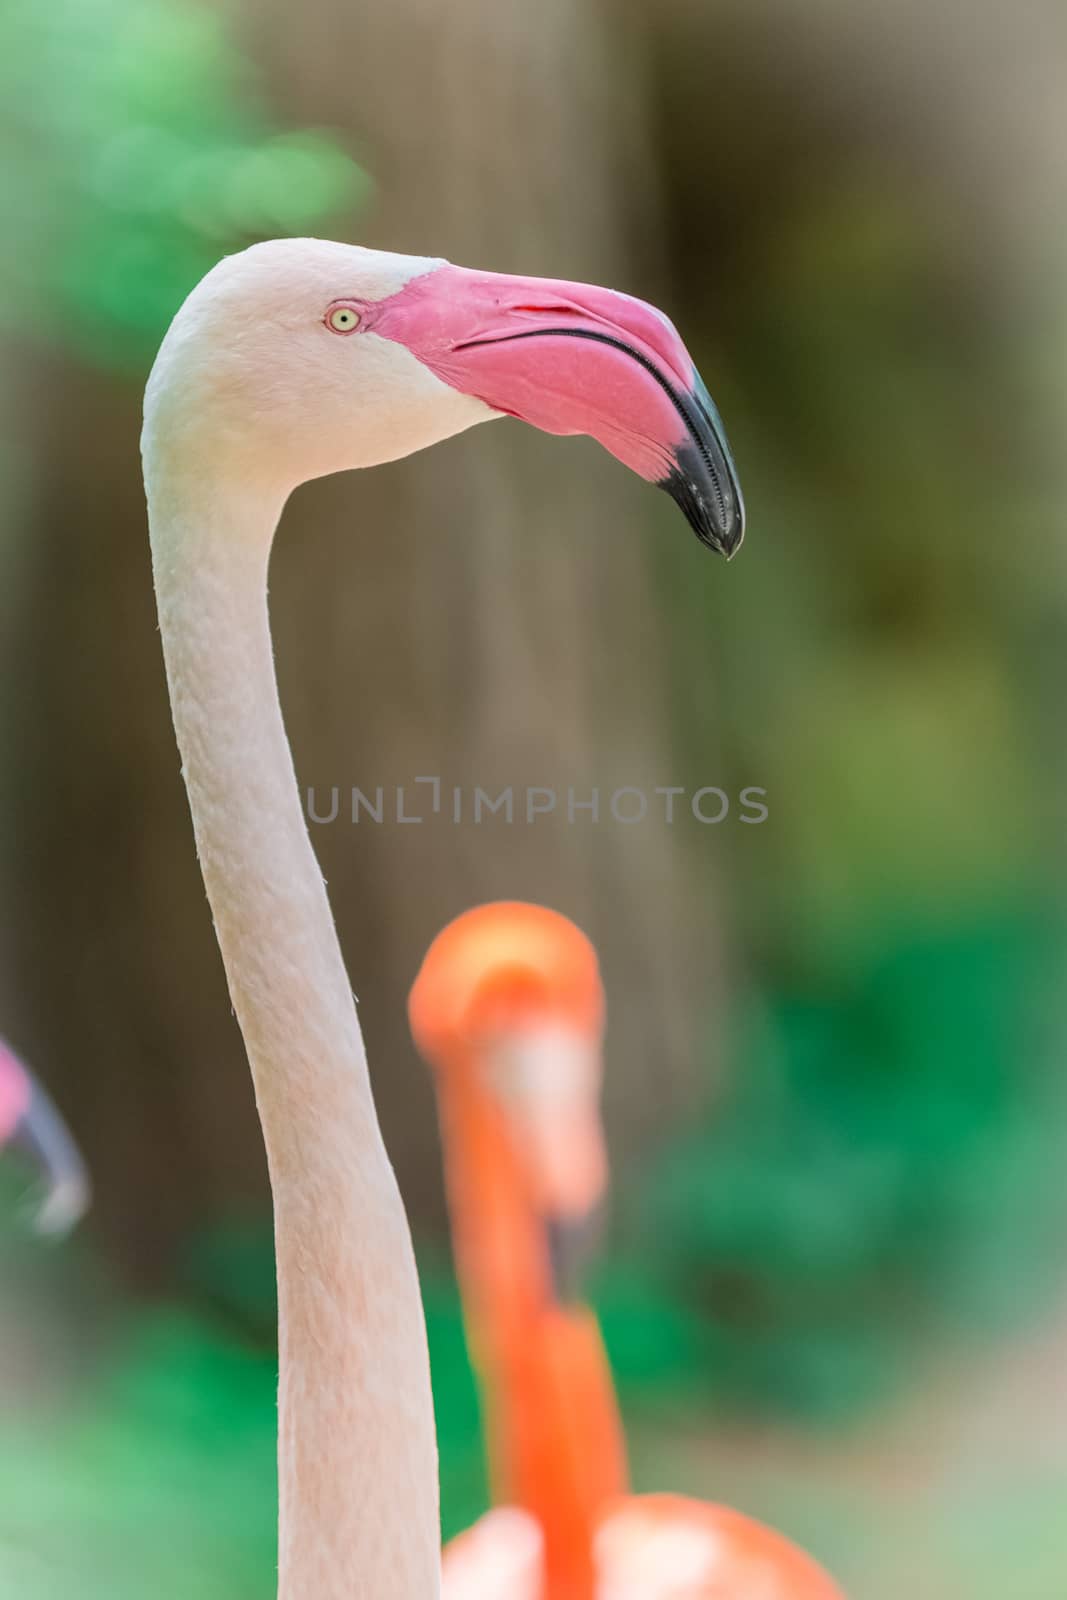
xmin=437 ymin=1068 xmax=627 ymax=1600
xmin=146 ymin=472 xmax=440 ymax=1600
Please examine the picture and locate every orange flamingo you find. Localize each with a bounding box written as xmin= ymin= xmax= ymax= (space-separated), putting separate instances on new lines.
xmin=410 ymin=903 xmax=843 ymax=1600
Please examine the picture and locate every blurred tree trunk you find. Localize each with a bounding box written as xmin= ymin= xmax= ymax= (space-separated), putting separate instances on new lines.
xmin=4 ymin=0 xmax=716 ymax=1280
xmin=0 ymin=349 xmax=31 ymax=1025
xmin=248 ymin=0 xmax=716 ymax=1219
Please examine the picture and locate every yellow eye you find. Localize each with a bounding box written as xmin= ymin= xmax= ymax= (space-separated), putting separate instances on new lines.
xmin=325 ymin=305 xmax=360 ymax=334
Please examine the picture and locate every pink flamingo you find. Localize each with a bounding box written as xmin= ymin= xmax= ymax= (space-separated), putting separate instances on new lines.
xmin=411 ymin=902 xmax=843 ymax=1600
xmin=142 ymin=238 xmax=744 ymax=1600
xmin=0 ymin=1037 xmax=89 ymax=1234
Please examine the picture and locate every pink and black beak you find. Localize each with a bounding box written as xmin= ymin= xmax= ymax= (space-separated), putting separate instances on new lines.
xmin=0 ymin=1040 xmax=89 ymax=1235
xmin=366 ymin=265 xmax=746 ymax=557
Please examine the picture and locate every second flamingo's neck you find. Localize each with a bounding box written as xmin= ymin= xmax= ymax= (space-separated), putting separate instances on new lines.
xmin=438 ymin=1067 xmax=627 ymax=1600
xmin=147 ymin=473 xmax=440 ymax=1600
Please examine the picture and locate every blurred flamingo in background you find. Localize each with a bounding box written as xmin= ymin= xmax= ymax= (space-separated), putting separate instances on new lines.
xmin=409 ymin=905 xmax=624 ymax=1596
xmin=143 ymin=237 xmax=743 ymax=1599
xmin=0 ymin=1037 xmax=89 ymax=1234
xmin=410 ymin=903 xmax=843 ymax=1600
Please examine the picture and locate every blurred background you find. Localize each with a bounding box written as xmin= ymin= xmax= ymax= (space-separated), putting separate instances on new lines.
xmin=2 ymin=0 xmax=1067 ymax=1594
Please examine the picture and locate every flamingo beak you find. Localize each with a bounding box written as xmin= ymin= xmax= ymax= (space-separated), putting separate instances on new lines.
xmin=545 ymin=1206 xmax=605 ymax=1306
xmin=0 ymin=1044 xmax=90 ymax=1235
xmin=483 ymin=1023 xmax=609 ymax=1303
xmin=367 ymin=264 xmax=745 ymax=557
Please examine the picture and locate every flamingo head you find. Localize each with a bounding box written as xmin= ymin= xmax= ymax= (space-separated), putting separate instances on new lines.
xmin=0 ymin=1041 xmax=90 ymax=1235
xmin=409 ymin=903 xmax=609 ymax=1300
xmin=144 ymin=239 xmax=743 ymax=556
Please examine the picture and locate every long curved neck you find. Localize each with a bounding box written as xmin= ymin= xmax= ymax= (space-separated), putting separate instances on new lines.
xmin=437 ymin=1067 xmax=627 ymax=1600
xmin=147 ymin=472 xmax=439 ymax=1600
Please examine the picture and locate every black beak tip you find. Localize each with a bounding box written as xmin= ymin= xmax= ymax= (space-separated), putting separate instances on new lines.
xmin=662 ymin=371 xmax=746 ymax=558
xmin=725 ymin=520 xmax=745 ymax=559
xmin=545 ymin=1207 xmax=605 ymax=1304
xmin=661 ymin=461 xmax=746 ymax=560
xmin=710 ymin=506 xmax=746 ymax=561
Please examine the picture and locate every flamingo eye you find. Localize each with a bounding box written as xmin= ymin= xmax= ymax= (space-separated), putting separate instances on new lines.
xmin=325 ymin=304 xmax=361 ymax=334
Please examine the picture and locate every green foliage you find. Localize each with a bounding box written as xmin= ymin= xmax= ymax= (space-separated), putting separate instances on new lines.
xmin=1 ymin=0 xmax=366 ymax=365
xmin=0 ymin=1260 xmax=482 ymax=1595
xmin=641 ymin=151 xmax=1067 ymax=1423
xmin=635 ymin=909 xmax=1067 ymax=1419
xmin=0 ymin=1308 xmax=278 ymax=1598
xmin=181 ymin=1218 xmax=278 ymax=1339
xmin=591 ymin=1259 xmax=709 ymax=1402
xmin=420 ymin=1259 xmax=491 ymax=1542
